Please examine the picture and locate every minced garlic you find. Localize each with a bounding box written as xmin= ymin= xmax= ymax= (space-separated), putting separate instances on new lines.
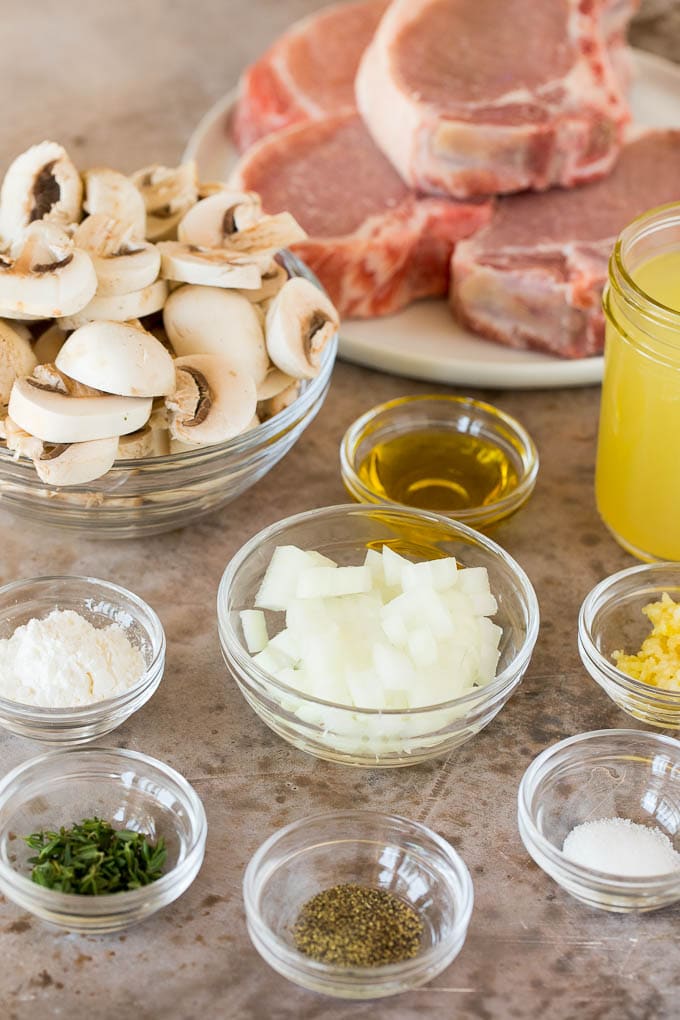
xmin=612 ymin=592 xmax=680 ymax=692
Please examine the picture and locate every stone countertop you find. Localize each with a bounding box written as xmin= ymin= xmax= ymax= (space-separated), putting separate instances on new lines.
xmin=1 ymin=2 xmax=679 ymax=1018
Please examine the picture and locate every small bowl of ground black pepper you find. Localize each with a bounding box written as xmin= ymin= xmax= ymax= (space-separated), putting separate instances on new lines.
xmin=0 ymin=747 xmax=207 ymax=933
xmin=243 ymin=810 xmax=473 ymax=999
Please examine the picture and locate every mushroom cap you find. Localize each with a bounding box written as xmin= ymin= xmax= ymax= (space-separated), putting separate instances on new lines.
xmin=33 ymin=323 xmax=68 ymax=364
xmin=163 ymin=285 xmax=268 ymax=385
xmin=0 ymin=141 xmax=83 ymax=244
xmin=0 ymin=221 xmax=97 ymax=318
xmin=130 ymin=161 xmax=199 ymax=241
xmin=177 ymin=190 xmax=262 ymax=248
xmin=56 ymin=320 xmax=176 ymax=397
xmin=265 ymin=276 xmax=339 ymax=379
xmin=83 ymin=167 xmax=146 ymax=238
xmin=74 ymin=214 xmax=161 ymax=297
xmin=166 ymin=353 xmax=257 ymax=445
xmin=9 ymin=376 xmax=152 ymax=443
xmin=0 ymin=318 xmax=37 ymax=403
xmin=156 ymin=242 xmax=265 ymax=289
xmin=56 ymin=278 xmax=168 ymax=330
xmin=33 ymin=436 xmax=119 ymax=486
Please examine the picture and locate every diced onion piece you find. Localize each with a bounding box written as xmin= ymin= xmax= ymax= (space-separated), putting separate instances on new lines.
xmin=401 ymin=557 xmax=457 ymax=592
xmin=297 ymin=565 xmax=372 ymax=599
xmin=456 ymin=566 xmax=492 ymax=595
xmin=240 ymin=609 xmax=268 ymax=653
xmin=381 ymin=545 xmax=411 ymax=587
xmin=255 ymin=545 xmax=337 ymax=610
xmin=247 ymin=543 xmax=503 ymax=716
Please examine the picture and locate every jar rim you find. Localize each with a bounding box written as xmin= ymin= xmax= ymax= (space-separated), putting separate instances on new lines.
xmin=610 ymin=201 xmax=680 ymax=329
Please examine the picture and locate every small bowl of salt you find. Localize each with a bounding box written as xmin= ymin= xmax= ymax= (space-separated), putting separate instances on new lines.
xmin=0 ymin=575 xmax=165 ymax=745
xmin=517 ymin=729 xmax=680 ymax=913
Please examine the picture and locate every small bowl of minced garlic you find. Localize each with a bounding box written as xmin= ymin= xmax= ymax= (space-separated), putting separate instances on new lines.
xmin=0 ymin=575 xmax=165 ymax=744
xmin=578 ymin=561 xmax=680 ymax=728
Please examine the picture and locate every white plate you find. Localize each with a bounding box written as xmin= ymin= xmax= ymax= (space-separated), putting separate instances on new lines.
xmin=184 ymin=50 xmax=680 ymax=389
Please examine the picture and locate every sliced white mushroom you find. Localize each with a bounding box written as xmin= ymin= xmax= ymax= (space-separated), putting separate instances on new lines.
xmin=165 ymin=354 xmax=257 ymax=445
xmin=256 ymin=366 xmax=296 ymax=401
xmin=156 ymin=242 xmax=266 ymax=289
xmin=56 ymin=278 xmax=168 ymax=329
xmin=218 ymin=212 xmax=307 ymax=257
xmin=117 ymin=423 xmax=170 ymax=459
xmin=33 ymin=323 xmax=68 ymax=364
xmin=168 ymin=437 xmax=203 ymax=454
xmin=31 ymin=362 xmax=100 ymax=397
xmin=257 ymin=380 xmax=301 ymax=422
xmin=56 ymin=320 xmax=175 ymax=397
xmin=0 ymin=221 xmax=97 ymax=318
xmin=0 ymin=318 xmax=37 ymax=403
xmin=0 ymin=141 xmax=82 ymax=244
xmin=177 ymin=191 xmax=263 ymax=248
xmin=130 ymin=162 xmax=198 ymax=241
xmin=3 ymin=416 xmax=44 ymax=460
xmin=83 ymin=167 xmax=146 ymax=237
xmin=74 ymin=214 xmax=160 ymax=296
xmin=9 ymin=376 xmax=152 ymax=443
xmin=163 ymin=285 xmax=268 ymax=384
xmin=237 ymin=262 xmax=288 ymax=304
xmin=265 ymin=277 xmax=339 ymax=379
xmin=5 ymin=321 xmax=32 ymax=342
xmin=0 ymin=307 xmax=46 ymax=322
xmin=33 ymin=436 xmax=119 ymax=486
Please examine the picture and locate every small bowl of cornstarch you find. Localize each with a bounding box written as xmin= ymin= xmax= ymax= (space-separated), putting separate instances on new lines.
xmin=0 ymin=575 xmax=165 ymax=744
xmin=518 ymin=729 xmax=680 ymax=912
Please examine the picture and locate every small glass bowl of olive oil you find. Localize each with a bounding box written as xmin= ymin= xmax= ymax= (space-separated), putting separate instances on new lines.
xmin=341 ymin=395 xmax=538 ymax=529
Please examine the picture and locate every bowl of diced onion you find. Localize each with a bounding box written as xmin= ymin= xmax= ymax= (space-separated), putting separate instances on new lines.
xmin=217 ymin=504 xmax=539 ymax=767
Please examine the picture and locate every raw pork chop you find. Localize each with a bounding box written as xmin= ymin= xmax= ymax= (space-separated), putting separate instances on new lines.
xmin=451 ymin=130 xmax=680 ymax=359
xmin=232 ymin=0 xmax=389 ymax=153
xmin=230 ymin=111 xmax=492 ymax=318
xmin=355 ymin=0 xmax=631 ymax=198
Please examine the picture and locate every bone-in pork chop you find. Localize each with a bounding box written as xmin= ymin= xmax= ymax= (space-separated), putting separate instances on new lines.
xmin=232 ymin=0 xmax=389 ymax=153
xmin=355 ymin=0 xmax=632 ymax=198
xmin=451 ymin=130 xmax=680 ymax=358
xmin=230 ymin=111 xmax=492 ymax=318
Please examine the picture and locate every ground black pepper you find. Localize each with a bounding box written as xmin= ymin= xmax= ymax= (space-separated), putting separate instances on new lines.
xmin=291 ymin=882 xmax=423 ymax=967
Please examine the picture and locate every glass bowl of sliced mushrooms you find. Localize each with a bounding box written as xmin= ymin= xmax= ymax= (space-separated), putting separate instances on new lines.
xmin=0 ymin=142 xmax=339 ymax=538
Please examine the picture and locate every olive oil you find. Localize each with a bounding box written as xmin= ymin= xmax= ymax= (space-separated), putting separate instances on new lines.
xmin=357 ymin=429 xmax=519 ymax=513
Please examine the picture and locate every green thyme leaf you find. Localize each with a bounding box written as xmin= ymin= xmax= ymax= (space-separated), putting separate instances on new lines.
xmin=22 ymin=817 xmax=167 ymax=895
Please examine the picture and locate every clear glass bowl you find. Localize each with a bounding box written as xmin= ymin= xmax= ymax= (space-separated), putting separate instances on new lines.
xmin=0 ymin=253 xmax=337 ymax=539
xmin=0 ymin=747 xmax=207 ymax=933
xmin=578 ymin=562 xmax=680 ymax=728
xmin=0 ymin=575 xmax=165 ymax=744
xmin=217 ymin=503 xmax=539 ymax=767
xmin=243 ymin=810 xmax=473 ymax=999
xmin=517 ymin=729 xmax=680 ymax=913
xmin=340 ymin=395 xmax=538 ymax=530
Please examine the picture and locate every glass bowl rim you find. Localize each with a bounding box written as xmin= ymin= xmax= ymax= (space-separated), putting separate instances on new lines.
xmin=578 ymin=561 xmax=680 ymax=705
xmin=0 ymin=574 xmax=166 ymax=720
xmin=0 ymin=331 xmax=338 ymax=476
xmin=217 ymin=502 xmax=540 ymax=715
xmin=339 ymin=393 xmax=539 ymax=522
xmin=517 ymin=727 xmax=680 ymax=890
xmin=242 ymin=808 xmax=474 ymax=980
xmin=0 ymin=746 xmax=208 ymax=909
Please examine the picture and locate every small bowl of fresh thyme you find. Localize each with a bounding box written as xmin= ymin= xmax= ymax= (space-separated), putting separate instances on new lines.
xmin=0 ymin=747 xmax=207 ymax=933
xmin=243 ymin=810 xmax=473 ymax=999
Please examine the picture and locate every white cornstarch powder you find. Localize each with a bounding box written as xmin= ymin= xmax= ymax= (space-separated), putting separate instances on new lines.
xmin=0 ymin=609 xmax=146 ymax=708
xmin=562 ymin=816 xmax=680 ymax=877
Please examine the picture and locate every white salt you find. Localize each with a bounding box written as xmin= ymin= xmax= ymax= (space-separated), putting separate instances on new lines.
xmin=562 ymin=816 xmax=680 ymax=877
xmin=0 ymin=609 xmax=146 ymax=708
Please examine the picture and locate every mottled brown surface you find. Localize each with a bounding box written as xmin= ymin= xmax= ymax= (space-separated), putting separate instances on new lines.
xmin=0 ymin=2 xmax=679 ymax=1018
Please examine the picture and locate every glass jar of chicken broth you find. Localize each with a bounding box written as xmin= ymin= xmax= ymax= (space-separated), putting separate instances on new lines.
xmin=596 ymin=202 xmax=680 ymax=561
